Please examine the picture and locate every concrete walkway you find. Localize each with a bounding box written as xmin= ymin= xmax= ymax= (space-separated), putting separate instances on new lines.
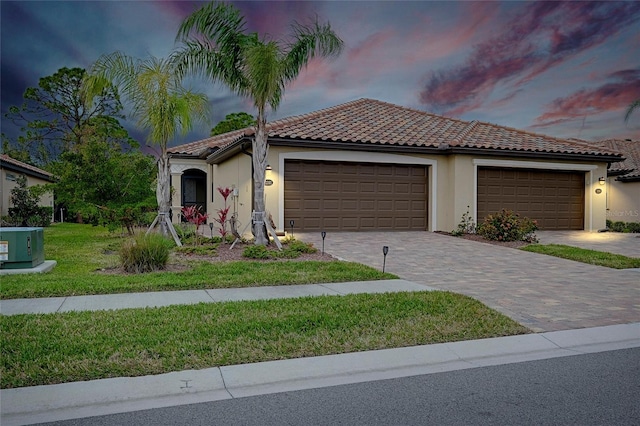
xmin=0 ymin=280 xmax=433 ymax=316
xmin=2 ymin=322 xmax=638 ymax=426
xmin=298 ymin=231 xmax=640 ymax=332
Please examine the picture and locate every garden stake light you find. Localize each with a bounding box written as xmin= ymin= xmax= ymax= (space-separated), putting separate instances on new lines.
xmin=289 ymin=220 xmax=295 ymax=237
xmin=382 ymin=246 xmax=389 ymax=273
xmin=321 ymin=231 xmax=327 ymax=255
xmin=209 ymin=222 xmax=214 ymax=238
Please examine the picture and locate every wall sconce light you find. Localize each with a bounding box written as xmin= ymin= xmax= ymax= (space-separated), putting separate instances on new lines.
xmin=265 ymin=164 xmax=272 ymax=171
xmin=598 ymin=177 xmax=606 ymax=185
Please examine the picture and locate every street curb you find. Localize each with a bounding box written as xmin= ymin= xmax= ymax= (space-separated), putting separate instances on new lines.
xmin=2 ymin=322 xmax=638 ymax=426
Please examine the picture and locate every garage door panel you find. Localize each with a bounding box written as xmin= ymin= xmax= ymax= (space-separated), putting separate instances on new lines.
xmin=478 ymin=167 xmax=584 ymax=230
xmin=396 ymin=200 xmax=409 ymax=211
xmin=341 ymin=199 xmax=358 ymax=210
xmin=360 ymin=200 xmax=376 ymax=210
xmin=360 ymin=182 xmax=376 ymax=192
xmin=285 ymin=160 xmax=427 ymax=231
xmin=322 ymin=181 xmax=340 ymax=192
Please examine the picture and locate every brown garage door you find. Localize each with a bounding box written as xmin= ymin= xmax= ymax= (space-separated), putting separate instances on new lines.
xmin=477 ymin=167 xmax=585 ymax=230
xmin=284 ymin=160 xmax=427 ymax=231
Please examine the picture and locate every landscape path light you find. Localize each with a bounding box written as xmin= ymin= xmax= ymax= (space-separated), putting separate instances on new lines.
xmin=382 ymin=245 xmax=389 ymax=273
xmin=289 ymin=220 xmax=295 ymax=237
xmin=209 ymin=222 xmax=214 ymax=238
xmin=321 ymin=231 xmax=327 ymax=255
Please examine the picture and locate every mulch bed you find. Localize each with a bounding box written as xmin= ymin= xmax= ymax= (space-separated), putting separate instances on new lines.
xmin=435 ymin=231 xmax=531 ymax=249
xmin=99 ymin=241 xmax=336 ymax=275
xmin=178 ymin=241 xmax=336 ymax=263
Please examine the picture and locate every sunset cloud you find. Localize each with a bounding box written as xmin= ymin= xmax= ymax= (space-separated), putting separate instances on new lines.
xmin=535 ymin=69 xmax=640 ymax=126
xmin=419 ymin=2 xmax=640 ymax=115
xmin=1 ymin=1 xmax=638 ymax=144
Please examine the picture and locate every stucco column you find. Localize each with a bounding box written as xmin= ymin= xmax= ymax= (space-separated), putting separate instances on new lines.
xmin=170 ymin=171 xmax=183 ymax=224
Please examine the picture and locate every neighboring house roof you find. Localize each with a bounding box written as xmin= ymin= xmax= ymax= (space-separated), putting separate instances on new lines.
xmin=585 ymin=139 xmax=640 ymax=181
xmin=170 ymin=98 xmax=623 ymax=163
xmin=0 ymin=154 xmax=54 ymax=181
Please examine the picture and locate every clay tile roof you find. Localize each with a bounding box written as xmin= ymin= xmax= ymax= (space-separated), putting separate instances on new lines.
xmin=172 ymin=98 xmax=623 ymax=160
xmin=585 ymin=139 xmax=640 ymax=180
xmin=168 ymin=129 xmax=248 ymax=156
xmin=0 ymin=154 xmax=54 ymax=179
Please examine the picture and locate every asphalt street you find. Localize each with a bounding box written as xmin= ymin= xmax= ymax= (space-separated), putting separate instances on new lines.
xmin=39 ymin=347 xmax=640 ymax=426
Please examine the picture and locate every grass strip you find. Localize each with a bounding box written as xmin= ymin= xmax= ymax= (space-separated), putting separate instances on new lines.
xmin=1 ymin=291 xmax=529 ymax=389
xmin=1 ymin=224 xmax=395 ymax=299
xmin=521 ymin=244 xmax=640 ymax=269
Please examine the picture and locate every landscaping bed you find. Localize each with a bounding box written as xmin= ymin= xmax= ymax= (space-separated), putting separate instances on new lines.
xmin=0 ymin=224 xmax=393 ymax=299
xmin=436 ymin=231 xmax=530 ymax=249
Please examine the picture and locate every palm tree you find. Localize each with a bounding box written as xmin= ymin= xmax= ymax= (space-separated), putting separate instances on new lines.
xmin=83 ymin=53 xmax=209 ymax=245
xmin=175 ymin=1 xmax=343 ymax=245
xmin=625 ymin=99 xmax=640 ymax=123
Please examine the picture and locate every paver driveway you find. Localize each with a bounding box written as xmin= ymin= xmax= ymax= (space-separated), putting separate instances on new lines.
xmin=298 ymin=232 xmax=640 ymax=332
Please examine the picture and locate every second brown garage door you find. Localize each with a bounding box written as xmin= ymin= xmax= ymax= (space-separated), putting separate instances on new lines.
xmin=477 ymin=167 xmax=585 ymax=230
xmin=284 ymin=160 xmax=428 ymax=231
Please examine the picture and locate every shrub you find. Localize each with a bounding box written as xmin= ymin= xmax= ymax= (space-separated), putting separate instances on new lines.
xmin=8 ymin=175 xmax=51 ymax=227
xmin=626 ymin=222 xmax=640 ymax=233
xmin=284 ymin=239 xmax=317 ymax=254
xmin=477 ymin=209 xmax=538 ymax=243
xmin=242 ymin=239 xmax=317 ymax=259
xmin=242 ymin=245 xmax=271 ymax=259
xmin=610 ymin=221 xmax=626 ymax=232
xmin=451 ymin=206 xmax=475 ymax=236
xmin=607 ymin=219 xmax=640 ymax=233
xmin=120 ymin=233 xmax=171 ymax=273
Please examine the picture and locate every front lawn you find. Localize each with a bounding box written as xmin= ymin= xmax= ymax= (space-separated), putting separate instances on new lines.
xmin=0 ymin=223 xmax=396 ymax=299
xmin=0 ymin=291 xmax=529 ymax=389
xmin=521 ymin=244 xmax=640 ymax=269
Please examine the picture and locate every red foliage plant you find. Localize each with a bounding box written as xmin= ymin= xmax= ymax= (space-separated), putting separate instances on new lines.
xmin=181 ymin=205 xmax=208 ymax=245
xmin=215 ymin=187 xmax=233 ymax=238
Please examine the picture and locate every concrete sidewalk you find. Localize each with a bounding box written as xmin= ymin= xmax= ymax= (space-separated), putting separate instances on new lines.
xmin=0 ymin=279 xmax=434 ymax=316
xmin=2 ymin=322 xmax=638 ymax=426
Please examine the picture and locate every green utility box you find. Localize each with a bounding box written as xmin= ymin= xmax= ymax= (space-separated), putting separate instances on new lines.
xmin=0 ymin=227 xmax=45 ymax=269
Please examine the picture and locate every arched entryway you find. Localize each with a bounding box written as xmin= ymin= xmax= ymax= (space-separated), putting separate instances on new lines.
xmin=181 ymin=169 xmax=206 ymax=219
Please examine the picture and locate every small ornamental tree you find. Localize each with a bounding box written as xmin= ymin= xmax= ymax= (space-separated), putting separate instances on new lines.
xmin=215 ymin=187 xmax=233 ymax=239
xmin=8 ymin=175 xmax=51 ymax=227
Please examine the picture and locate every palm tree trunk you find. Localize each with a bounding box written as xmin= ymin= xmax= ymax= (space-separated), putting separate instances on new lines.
xmin=147 ymin=150 xmax=182 ymax=246
xmin=156 ymin=151 xmax=172 ymax=237
xmin=252 ymin=115 xmax=269 ymax=245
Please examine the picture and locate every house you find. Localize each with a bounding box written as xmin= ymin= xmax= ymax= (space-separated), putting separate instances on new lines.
xmin=168 ymin=98 xmax=623 ymax=234
xmin=0 ymin=154 xmax=55 ymax=218
xmin=585 ymin=139 xmax=639 ymax=224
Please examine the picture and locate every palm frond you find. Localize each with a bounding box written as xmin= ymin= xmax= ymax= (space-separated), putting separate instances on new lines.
xmin=625 ymin=99 xmax=640 ymax=123
xmin=283 ymin=19 xmax=344 ymax=82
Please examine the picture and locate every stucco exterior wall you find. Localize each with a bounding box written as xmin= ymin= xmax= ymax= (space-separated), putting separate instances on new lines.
xmin=606 ymin=179 xmax=640 ymax=224
xmin=170 ymin=150 xmax=612 ymax=234
xmin=211 ymin=154 xmax=253 ymax=237
xmin=1 ymin=169 xmax=53 ymax=217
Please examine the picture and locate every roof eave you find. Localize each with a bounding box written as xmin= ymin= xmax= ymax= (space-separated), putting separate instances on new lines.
xmin=205 ymin=136 xmax=625 ymax=164
xmin=206 ymin=138 xmax=250 ymax=164
xmin=268 ymin=138 xmax=625 ymax=163
xmin=0 ymin=161 xmax=55 ymax=182
xmin=448 ymin=147 xmax=623 ymax=163
xmin=616 ymin=175 xmax=640 ymax=182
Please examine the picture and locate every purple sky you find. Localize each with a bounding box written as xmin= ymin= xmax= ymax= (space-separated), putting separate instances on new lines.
xmin=2 ymin=1 xmax=639 ymax=149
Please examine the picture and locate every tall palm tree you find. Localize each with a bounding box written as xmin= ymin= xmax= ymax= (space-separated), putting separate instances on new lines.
xmin=625 ymin=99 xmax=640 ymax=123
xmin=175 ymin=1 xmax=343 ymax=245
xmin=83 ymin=53 xmax=209 ymax=245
